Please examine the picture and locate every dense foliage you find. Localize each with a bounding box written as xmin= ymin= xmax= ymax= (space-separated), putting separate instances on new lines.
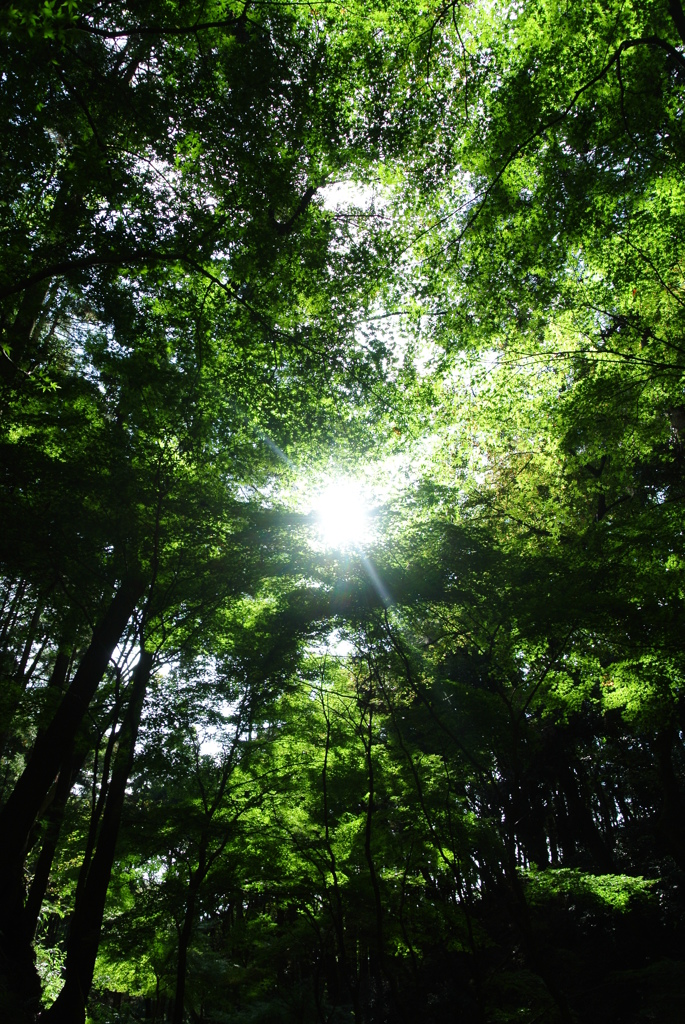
xmin=1 ymin=1 xmax=684 ymax=1022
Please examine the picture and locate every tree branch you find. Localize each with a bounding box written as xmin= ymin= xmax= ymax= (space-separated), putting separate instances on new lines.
xmin=669 ymin=0 xmax=685 ymax=46
xmin=421 ymin=35 xmax=685 ymax=265
xmin=269 ymin=186 xmax=316 ymax=236
xmin=75 ymin=2 xmax=252 ymax=40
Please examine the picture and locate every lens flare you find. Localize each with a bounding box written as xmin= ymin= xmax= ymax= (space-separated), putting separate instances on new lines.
xmin=314 ymin=479 xmax=371 ymax=550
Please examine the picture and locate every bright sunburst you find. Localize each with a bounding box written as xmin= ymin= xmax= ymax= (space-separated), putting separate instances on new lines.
xmin=314 ymin=479 xmax=371 ymax=550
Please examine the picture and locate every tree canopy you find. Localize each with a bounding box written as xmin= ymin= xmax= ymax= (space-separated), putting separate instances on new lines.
xmin=1 ymin=1 xmax=685 ymax=1023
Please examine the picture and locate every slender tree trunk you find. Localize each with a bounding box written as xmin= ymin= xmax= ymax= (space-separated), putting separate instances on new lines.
xmin=320 ymin=698 xmax=360 ymax=1019
xmin=653 ymin=725 xmax=685 ymax=869
xmin=555 ymin=758 xmax=614 ymax=872
xmin=172 ymin=885 xmax=199 ymax=1024
xmin=0 ymin=577 xmax=143 ymax=869
xmin=41 ymin=649 xmax=153 ymax=1024
xmin=0 ymin=281 xmax=52 ymax=384
xmin=360 ymin=703 xmax=391 ymax=1022
xmin=502 ymin=853 xmax=575 ymax=1024
xmin=23 ymin=717 xmax=96 ymax=940
xmin=362 ymin=709 xmax=384 ymax=958
xmin=71 ymin=712 xmax=121 ymax=914
xmin=0 ymin=623 xmax=59 ymax=762
xmin=36 ymin=649 xmax=73 ymax=731
xmin=16 ymin=595 xmax=45 ymax=679
xmin=1 ymin=645 xmax=69 ymax=818
xmin=1 ymin=178 xmax=87 ymax=386
xmin=0 ymin=579 xmax=142 ymax=1022
xmin=0 ymin=578 xmax=26 ymax=652
xmin=23 ymin=746 xmax=76 ymax=938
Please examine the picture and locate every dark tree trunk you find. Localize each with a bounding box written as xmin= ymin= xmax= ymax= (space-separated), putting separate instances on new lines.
xmin=23 ymin=718 xmax=95 ymax=940
xmin=555 ymin=759 xmax=614 ymax=872
xmin=46 ymin=649 xmax=71 ymax=693
xmin=669 ymin=0 xmax=685 ymax=46
xmin=171 ymin=886 xmax=199 ymax=1024
xmin=0 ymin=281 xmax=52 ymax=384
xmin=503 ymin=856 xmax=575 ymax=1024
xmin=1 ymin=648 xmax=70 ymax=763
xmin=23 ymin=746 xmax=77 ymax=938
xmin=41 ymin=649 xmax=152 ymax=1024
xmin=321 ymin=699 xmax=360 ymax=1018
xmin=0 ymin=578 xmax=143 ymax=869
xmin=652 ymin=725 xmax=685 ymax=869
xmin=0 ymin=579 xmax=143 ymax=1022
xmin=509 ymin=779 xmax=551 ymax=869
xmin=0 ymin=578 xmax=26 ymax=652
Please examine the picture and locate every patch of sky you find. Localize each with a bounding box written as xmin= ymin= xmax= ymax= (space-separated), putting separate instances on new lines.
xmin=308 ymin=629 xmax=357 ymax=659
xmin=320 ymin=180 xmax=379 ymax=212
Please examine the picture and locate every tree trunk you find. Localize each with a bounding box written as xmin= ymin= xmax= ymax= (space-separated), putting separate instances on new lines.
xmin=555 ymin=758 xmax=614 ymax=872
xmin=0 ymin=579 xmax=143 ymax=1022
xmin=0 ymin=646 xmax=68 ymax=764
xmin=652 ymin=725 xmax=685 ymax=869
xmin=0 ymin=281 xmax=52 ymax=384
xmin=23 ymin=746 xmax=77 ymax=938
xmin=0 ymin=578 xmax=26 ymax=652
xmin=171 ymin=886 xmax=198 ymax=1024
xmin=0 ymin=577 xmax=143 ymax=870
xmin=23 ymin=716 xmax=96 ymax=939
xmin=41 ymin=649 xmax=152 ymax=1024
xmin=321 ymin=700 xmax=359 ymax=1018
xmin=503 ymin=855 xmax=575 ymax=1024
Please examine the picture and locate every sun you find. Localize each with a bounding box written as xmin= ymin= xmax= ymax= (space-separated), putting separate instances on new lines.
xmin=314 ymin=479 xmax=371 ymax=550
